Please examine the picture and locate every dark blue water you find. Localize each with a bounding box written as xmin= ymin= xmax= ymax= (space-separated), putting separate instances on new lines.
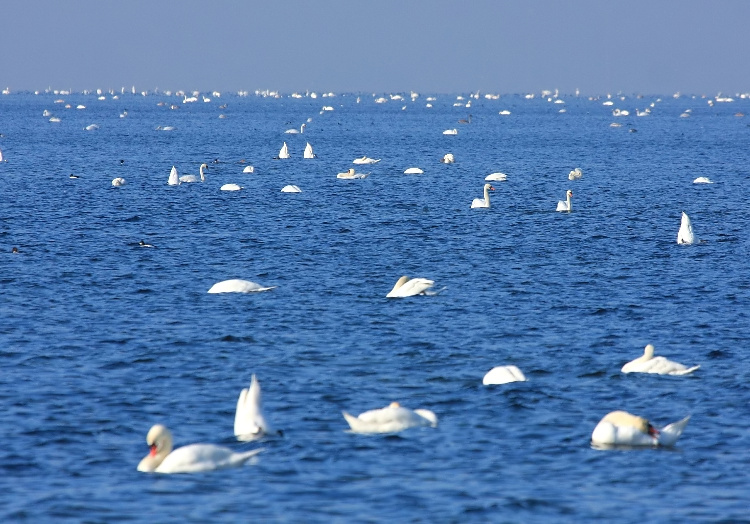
xmin=1 ymin=90 xmax=749 ymax=522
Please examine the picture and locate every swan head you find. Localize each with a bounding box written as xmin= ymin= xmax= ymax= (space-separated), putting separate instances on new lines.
xmin=389 ymin=401 xmax=401 ymax=408
xmin=348 ymin=168 xmax=355 ymax=175
xmin=567 ymin=190 xmax=573 ymax=197
xmin=138 ymin=424 xmax=173 ymax=471
xmin=484 ymin=184 xmax=496 ymax=191
xmin=644 ymin=344 xmax=655 ymax=358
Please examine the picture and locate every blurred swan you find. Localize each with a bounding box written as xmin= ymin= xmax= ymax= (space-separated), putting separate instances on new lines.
xmin=443 ymin=128 xmax=458 ymax=135
xmin=353 ymin=156 xmax=380 ymax=164
xmin=207 ymin=279 xmax=276 ymax=293
xmin=167 ymin=166 xmax=180 ymax=186
xmin=276 ymin=142 xmax=290 ymax=159
xmin=49 ymin=117 xmax=61 ymax=123
xmin=591 ymin=411 xmax=690 ymax=447
xmin=235 ymin=375 xmax=277 ymax=441
xmin=621 ymin=344 xmax=700 ymax=375
xmin=471 ymin=183 xmax=495 ymax=208
xmin=568 ymin=168 xmax=583 ymax=180
xmin=337 ymin=168 xmax=368 ymax=179
xmin=677 ymin=211 xmax=697 ymax=244
xmin=180 ymin=163 xmax=208 ymax=183
xmin=84 ymin=124 xmax=99 ymax=131
xmin=556 ymin=190 xmax=572 ymax=212
xmin=220 ymin=183 xmax=242 ymax=191
xmin=440 ymin=153 xmax=455 ymax=164
xmin=243 ymin=165 xmax=255 ymax=173
xmin=342 ymin=402 xmax=438 ymax=434
xmin=483 ymin=365 xmax=527 ymax=385
xmin=111 ymin=178 xmax=126 ymax=187
xmin=485 ymin=173 xmax=507 ymax=182
xmin=693 ymin=177 xmax=712 ymax=184
xmin=404 ymin=167 xmax=424 ymax=174
xmin=281 ymin=185 xmax=302 ymax=193
xmin=386 ymin=276 xmax=436 ymax=298
xmin=285 ymin=123 xmax=305 ymax=134
xmin=303 ymin=142 xmax=316 ymax=159
xmin=137 ymin=424 xmax=262 ymax=473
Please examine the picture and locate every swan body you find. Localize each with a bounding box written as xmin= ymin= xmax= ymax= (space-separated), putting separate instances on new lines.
xmin=49 ymin=117 xmax=61 ymax=122
xmin=207 ymin=279 xmax=276 ymax=294
xmin=353 ymin=156 xmax=380 ymax=164
xmin=693 ymin=177 xmax=712 ymax=184
xmin=137 ymin=424 xmax=262 ymax=473
xmin=337 ymin=168 xmax=368 ymax=179
xmin=84 ymin=124 xmax=99 ymax=131
xmin=404 ymin=167 xmax=424 ymax=174
xmin=343 ymin=402 xmax=438 ymax=434
xmin=220 ymin=183 xmax=242 ymax=191
xmin=242 ymin=165 xmax=255 ymax=173
xmin=167 ymin=166 xmax=180 ymax=186
xmin=471 ymin=183 xmax=495 ymax=208
xmin=485 ymin=173 xmax=507 ymax=182
xmin=234 ymin=375 xmax=275 ymax=441
xmin=443 ymin=128 xmax=458 ymax=135
xmin=139 ymin=240 xmax=155 ymax=248
xmin=556 ymin=190 xmax=572 ymax=212
xmin=285 ymin=123 xmax=306 ymax=134
xmin=441 ymin=153 xmax=455 ymax=164
xmin=303 ymin=142 xmax=316 ymax=159
xmin=568 ymin=168 xmax=583 ymax=180
xmin=276 ymin=142 xmax=290 ymax=159
xmin=621 ymin=344 xmax=700 ymax=375
xmin=180 ymin=163 xmax=208 ymax=183
xmin=591 ymin=411 xmax=690 ymax=447
xmin=111 ymin=178 xmax=126 ymax=187
xmin=386 ymin=276 xmax=435 ymax=298
xmin=677 ymin=211 xmax=697 ymax=244
xmin=483 ymin=365 xmax=527 ymax=385
xmin=281 ymin=185 xmax=302 ymax=193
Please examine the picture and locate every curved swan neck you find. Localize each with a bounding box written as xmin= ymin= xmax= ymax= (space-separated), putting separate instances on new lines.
xmin=644 ymin=344 xmax=655 ymax=359
xmin=199 ymin=164 xmax=207 ymax=181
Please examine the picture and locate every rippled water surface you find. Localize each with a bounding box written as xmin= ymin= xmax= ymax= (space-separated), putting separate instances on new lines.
xmin=1 ymin=91 xmax=749 ymax=522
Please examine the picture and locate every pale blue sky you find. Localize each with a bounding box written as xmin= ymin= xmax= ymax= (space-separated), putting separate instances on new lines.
xmin=2 ymin=0 xmax=747 ymax=95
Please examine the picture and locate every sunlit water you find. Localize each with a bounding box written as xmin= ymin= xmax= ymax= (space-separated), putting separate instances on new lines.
xmin=1 ymin=91 xmax=749 ymax=522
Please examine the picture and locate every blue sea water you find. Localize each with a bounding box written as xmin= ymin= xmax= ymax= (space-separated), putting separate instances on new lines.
xmin=1 ymin=90 xmax=749 ymax=523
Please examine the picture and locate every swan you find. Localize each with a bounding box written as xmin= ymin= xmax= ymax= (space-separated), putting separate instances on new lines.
xmin=471 ymin=183 xmax=495 ymax=208
xmin=353 ymin=156 xmax=380 ymax=164
xmin=111 ymin=178 xmax=126 ymax=187
xmin=483 ymin=365 xmax=527 ymax=385
xmin=591 ymin=411 xmax=690 ymax=448
xmin=556 ymin=190 xmax=572 ymax=212
xmin=49 ymin=117 xmax=61 ymax=123
xmin=693 ymin=177 xmax=712 ymax=184
xmin=281 ymin=185 xmax=302 ymax=193
xmin=404 ymin=167 xmax=424 ymax=174
xmin=440 ymin=153 xmax=455 ymax=164
xmin=84 ymin=124 xmax=99 ymax=131
xmin=458 ymin=114 xmax=472 ymax=124
xmin=621 ymin=344 xmax=700 ymax=375
xmin=337 ymin=168 xmax=368 ymax=179
xmin=386 ymin=276 xmax=436 ymax=298
xmin=285 ymin=123 xmax=306 ymax=134
xmin=443 ymin=128 xmax=458 ymax=135
xmin=498 ymin=110 xmax=511 ymax=115
xmin=276 ymin=142 xmax=290 ymax=159
xmin=139 ymin=240 xmax=155 ymax=248
xmin=242 ymin=165 xmax=255 ymax=173
xmin=235 ymin=375 xmax=277 ymax=441
xmin=303 ymin=142 xmax=316 ymax=159
xmin=0 ymin=148 xmax=3 ymax=162
xmin=677 ymin=211 xmax=697 ymax=244
xmin=220 ymin=183 xmax=242 ymax=191
xmin=568 ymin=168 xmax=583 ymax=180
xmin=342 ymin=402 xmax=438 ymax=434
xmin=167 ymin=166 xmax=180 ymax=185
xmin=137 ymin=424 xmax=263 ymax=474
xmin=207 ymin=279 xmax=276 ymax=293
xmin=180 ymin=163 xmax=208 ymax=183
xmin=485 ymin=173 xmax=507 ymax=182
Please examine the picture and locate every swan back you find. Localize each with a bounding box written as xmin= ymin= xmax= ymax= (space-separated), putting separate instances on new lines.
xmin=343 ymin=403 xmax=438 ymax=433
xmin=111 ymin=177 xmax=126 ymax=187
xmin=621 ymin=344 xmax=700 ymax=375
xmin=386 ymin=276 xmax=435 ymax=298
xmin=208 ymin=279 xmax=276 ymax=293
xmin=677 ymin=211 xmax=696 ymax=244
xmin=483 ymin=365 xmax=527 ymax=385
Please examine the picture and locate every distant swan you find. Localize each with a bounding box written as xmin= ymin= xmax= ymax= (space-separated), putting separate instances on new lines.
xmin=220 ymin=183 xmax=242 ymax=191
xmin=591 ymin=411 xmax=690 ymax=448
xmin=285 ymin=123 xmax=306 ymax=134
xmin=111 ymin=177 xmax=127 ymax=187
xmin=281 ymin=185 xmax=302 ymax=193
xmin=556 ymin=190 xmax=572 ymax=212
xmin=693 ymin=177 xmax=712 ymax=184
xmin=483 ymin=365 xmax=527 ymax=385
xmin=337 ymin=168 xmax=368 ymax=179
xmin=677 ymin=211 xmax=697 ymax=244
xmin=471 ymin=183 xmax=495 ymax=208
xmin=167 ymin=166 xmax=180 ymax=186
xmin=621 ymin=344 xmax=700 ymax=375
xmin=243 ymin=165 xmax=255 ymax=173
xmin=207 ymin=279 xmax=276 ymax=293
xmin=303 ymin=142 xmax=316 ymax=159
xmin=484 ymin=173 xmax=507 ymax=182
xmin=440 ymin=153 xmax=455 ymax=164
xmin=443 ymin=128 xmax=458 ymax=135
xmin=276 ymin=142 xmax=290 ymax=159
xmin=386 ymin=276 xmax=437 ymax=298
xmin=84 ymin=124 xmax=99 ymax=131
xmin=342 ymin=402 xmax=438 ymax=434
xmin=136 ymin=424 xmax=262 ymax=474
xmin=353 ymin=156 xmax=380 ymax=164
xmin=568 ymin=168 xmax=583 ymax=180
xmin=235 ymin=375 xmax=277 ymax=441
xmin=404 ymin=167 xmax=424 ymax=174
xmin=180 ymin=163 xmax=208 ymax=183
xmin=458 ymin=114 xmax=472 ymax=124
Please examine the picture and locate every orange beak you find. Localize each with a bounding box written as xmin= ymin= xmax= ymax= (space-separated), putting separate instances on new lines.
xmin=149 ymin=444 xmax=158 ymax=457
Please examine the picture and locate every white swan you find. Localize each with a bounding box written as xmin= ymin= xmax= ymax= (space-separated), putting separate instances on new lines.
xmin=568 ymin=168 xmax=583 ymax=180
xmin=276 ymin=142 xmax=290 ymax=159
xmin=220 ymin=183 xmax=242 ymax=191
xmin=621 ymin=344 xmax=700 ymax=375
xmin=353 ymin=156 xmax=380 ymax=164
xmin=111 ymin=178 xmax=126 ymax=187
xmin=84 ymin=124 xmax=99 ymax=131
xmin=207 ymin=279 xmax=276 ymax=293
xmin=281 ymin=185 xmax=302 ymax=193
xmin=440 ymin=153 xmax=455 ymax=164
xmin=693 ymin=177 xmax=712 ymax=184
xmin=386 ymin=276 xmax=437 ymax=298
xmin=285 ymin=123 xmax=305 ymax=134
xmin=404 ymin=167 xmax=424 ymax=174
xmin=556 ymin=190 xmax=572 ymax=212
xmin=180 ymin=163 xmax=208 ymax=183
xmin=482 ymin=365 xmax=527 ymax=385
xmin=234 ymin=375 xmax=276 ymax=441
xmin=677 ymin=211 xmax=697 ymax=244
xmin=167 ymin=166 xmax=180 ymax=186
xmin=443 ymin=128 xmax=458 ymax=135
xmin=342 ymin=402 xmax=438 ymax=434
xmin=243 ymin=165 xmax=255 ymax=173
xmin=303 ymin=142 xmax=316 ymax=159
xmin=591 ymin=411 xmax=690 ymax=448
xmin=137 ymin=424 xmax=262 ymax=473
xmin=484 ymin=173 xmax=507 ymax=182
xmin=471 ymin=183 xmax=495 ymax=208
xmin=337 ymin=168 xmax=368 ymax=179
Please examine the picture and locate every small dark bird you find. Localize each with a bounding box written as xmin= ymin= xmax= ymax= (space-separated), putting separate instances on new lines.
xmin=139 ymin=240 xmax=155 ymax=248
xmin=11 ymin=247 xmax=19 ymax=254
xmin=69 ymin=174 xmax=79 ymax=179
xmin=458 ymin=114 xmax=472 ymax=124
xmin=119 ymin=159 xmax=125 ymax=165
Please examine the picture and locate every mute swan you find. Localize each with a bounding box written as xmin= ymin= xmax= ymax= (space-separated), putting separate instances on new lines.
xmin=404 ymin=167 xmax=424 ymax=174
xmin=137 ymin=424 xmax=263 ymax=473
xmin=353 ymin=156 xmax=380 ymax=164
xmin=621 ymin=344 xmax=700 ymax=375
xmin=386 ymin=276 xmax=435 ymax=298
xmin=49 ymin=117 xmax=61 ymax=123
xmin=303 ymin=142 xmax=316 ymax=159
xmin=693 ymin=177 xmax=712 ymax=184
xmin=180 ymin=163 xmax=208 ymax=183
xmin=285 ymin=123 xmax=305 ymax=134
xmin=243 ymin=165 xmax=255 ymax=173
xmin=568 ymin=168 xmax=583 ymax=180
xmin=111 ymin=178 xmax=126 ymax=187
xmin=483 ymin=365 xmax=527 ymax=385
xmin=443 ymin=128 xmax=458 ymax=135
xmin=337 ymin=168 xmax=368 ymax=179
xmin=485 ymin=173 xmax=507 ymax=182
xmin=342 ymin=402 xmax=438 ymax=434
xmin=235 ymin=375 xmax=278 ymax=441
xmin=556 ymin=190 xmax=572 ymax=212
xmin=220 ymin=183 xmax=242 ymax=191
xmin=440 ymin=153 xmax=455 ymax=164
xmin=471 ymin=183 xmax=495 ymax=208
xmin=281 ymin=185 xmax=302 ymax=193
xmin=591 ymin=411 xmax=690 ymax=447
xmin=167 ymin=166 xmax=180 ymax=186
xmin=207 ymin=279 xmax=276 ymax=293
xmin=276 ymin=142 xmax=290 ymax=159
xmin=677 ymin=211 xmax=697 ymax=244
xmin=84 ymin=124 xmax=99 ymax=131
